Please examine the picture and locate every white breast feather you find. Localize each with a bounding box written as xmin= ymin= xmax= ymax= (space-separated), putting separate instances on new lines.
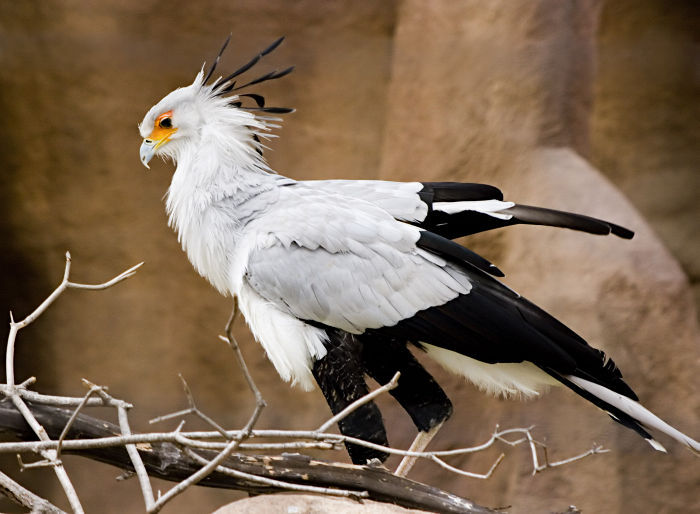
xmin=237 ymin=281 xmax=327 ymax=390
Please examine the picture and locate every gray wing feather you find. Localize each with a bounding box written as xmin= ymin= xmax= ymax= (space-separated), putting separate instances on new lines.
xmin=297 ymin=179 xmax=428 ymax=222
xmin=244 ymin=187 xmax=470 ymax=333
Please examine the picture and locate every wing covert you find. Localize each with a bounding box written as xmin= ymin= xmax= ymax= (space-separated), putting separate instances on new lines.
xmin=242 ymin=189 xmax=472 ymax=334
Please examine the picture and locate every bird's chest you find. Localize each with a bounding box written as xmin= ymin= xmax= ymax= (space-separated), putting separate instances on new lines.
xmin=171 ymin=199 xmax=240 ymax=296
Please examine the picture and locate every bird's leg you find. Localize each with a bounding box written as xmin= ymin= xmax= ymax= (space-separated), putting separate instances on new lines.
xmin=313 ymin=331 xmax=390 ymax=464
xmin=358 ymin=337 xmax=452 ymax=475
xmin=394 ymin=421 xmax=444 ymax=477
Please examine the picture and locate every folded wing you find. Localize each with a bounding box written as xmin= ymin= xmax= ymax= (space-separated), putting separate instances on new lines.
xmin=296 ymin=179 xmax=634 ymax=239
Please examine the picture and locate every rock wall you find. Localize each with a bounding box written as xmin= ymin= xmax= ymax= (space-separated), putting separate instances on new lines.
xmin=0 ymin=1 xmax=696 ymax=513
xmin=591 ymin=0 xmax=700 ymax=311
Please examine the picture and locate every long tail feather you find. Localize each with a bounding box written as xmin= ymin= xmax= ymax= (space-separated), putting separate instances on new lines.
xmin=563 ymin=374 xmax=699 ymax=453
xmin=503 ymin=205 xmax=635 ymax=239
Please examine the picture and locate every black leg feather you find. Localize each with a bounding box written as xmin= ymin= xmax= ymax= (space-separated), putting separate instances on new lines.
xmin=359 ymin=334 xmax=453 ymax=433
xmin=312 ymin=330 xmax=389 ymax=464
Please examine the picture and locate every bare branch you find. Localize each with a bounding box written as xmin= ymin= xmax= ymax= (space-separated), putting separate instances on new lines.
xmin=1 ymin=255 xmax=143 ymax=514
xmin=56 ymin=385 xmax=103 ymax=460
xmin=0 ymin=402 xmax=493 ymax=513
xmin=0 ymin=254 xmax=603 ymax=512
xmin=532 ymin=442 xmax=609 ymax=474
xmin=431 ymin=453 xmax=506 ymax=480
xmin=185 ymin=448 xmax=369 ymax=499
xmin=219 ymin=297 xmax=266 ymax=437
xmin=84 ymin=381 xmax=156 ymax=512
xmin=148 ymin=437 xmax=245 ymax=513
xmin=148 ymin=408 xmax=193 ymax=425
xmin=66 ymin=262 xmax=144 ymax=291
xmin=9 ymin=394 xmax=84 ymax=514
xmin=0 ymin=385 xmax=132 ymax=409
xmin=525 ymin=428 xmax=541 ymax=476
xmin=5 ymin=254 xmax=142 ymax=387
xmin=150 ymin=375 xmax=231 ymax=441
xmin=0 ymin=405 xmax=607 ymax=482
xmin=0 ymin=469 xmax=66 ymax=514
xmin=0 ymin=434 xmax=340 ymax=453
xmin=317 ymin=371 xmax=401 ymax=433
xmin=140 ymin=301 xmax=274 ymax=513
xmin=16 ymin=455 xmax=54 ymax=470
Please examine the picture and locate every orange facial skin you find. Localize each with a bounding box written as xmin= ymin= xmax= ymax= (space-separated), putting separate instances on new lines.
xmin=147 ymin=110 xmax=177 ymax=147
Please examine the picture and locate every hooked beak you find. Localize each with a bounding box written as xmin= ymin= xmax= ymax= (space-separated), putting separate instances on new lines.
xmin=140 ymin=139 xmax=156 ymax=169
xmin=139 ymin=121 xmax=177 ymax=169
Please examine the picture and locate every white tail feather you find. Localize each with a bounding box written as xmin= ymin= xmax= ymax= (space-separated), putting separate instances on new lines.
xmin=432 ymin=200 xmax=515 ymax=220
xmin=567 ymin=375 xmax=699 ymax=454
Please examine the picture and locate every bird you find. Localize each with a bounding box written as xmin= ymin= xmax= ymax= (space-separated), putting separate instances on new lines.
xmin=138 ymin=37 xmax=699 ymax=473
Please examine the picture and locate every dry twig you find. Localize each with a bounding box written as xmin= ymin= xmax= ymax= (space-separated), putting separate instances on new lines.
xmin=2 ymin=254 xmax=142 ymax=513
xmin=0 ymin=254 xmax=606 ymax=513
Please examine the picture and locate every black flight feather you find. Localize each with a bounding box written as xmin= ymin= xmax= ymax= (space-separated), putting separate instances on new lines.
xmin=421 ymin=182 xmax=504 ymax=202
xmin=369 ymin=266 xmax=637 ymax=400
xmin=417 ymin=230 xmax=504 ymax=277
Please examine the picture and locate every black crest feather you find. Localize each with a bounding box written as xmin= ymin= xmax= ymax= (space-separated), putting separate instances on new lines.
xmin=216 ymin=36 xmax=285 ymax=88
xmin=239 ymin=93 xmax=266 ymax=108
xmin=202 ymin=34 xmax=231 ymax=85
xmin=201 ymin=36 xmax=294 ymax=115
xmin=231 ymin=66 xmax=295 ymax=91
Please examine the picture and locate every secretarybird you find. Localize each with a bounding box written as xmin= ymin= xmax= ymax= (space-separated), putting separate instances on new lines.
xmin=138 ymin=37 xmax=699 ymax=474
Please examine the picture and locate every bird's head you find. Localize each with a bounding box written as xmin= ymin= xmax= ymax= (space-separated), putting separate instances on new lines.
xmin=139 ymin=36 xmax=293 ymax=169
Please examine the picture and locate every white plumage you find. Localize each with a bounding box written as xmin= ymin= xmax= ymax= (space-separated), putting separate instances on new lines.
xmin=422 ymin=344 xmax=559 ymax=398
xmin=433 ymin=200 xmax=515 ymax=220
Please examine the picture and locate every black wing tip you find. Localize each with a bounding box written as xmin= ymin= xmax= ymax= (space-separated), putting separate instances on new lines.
xmin=489 ymin=264 xmax=505 ymax=277
xmin=417 ymin=230 xmax=503 ymax=277
xmin=420 ymin=182 xmax=504 ymax=201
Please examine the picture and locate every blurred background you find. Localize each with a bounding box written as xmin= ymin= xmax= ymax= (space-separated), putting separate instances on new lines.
xmin=0 ymin=1 xmax=698 ymax=512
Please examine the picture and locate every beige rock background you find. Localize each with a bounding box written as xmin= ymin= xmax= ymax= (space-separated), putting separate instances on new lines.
xmin=212 ymin=494 xmax=428 ymax=514
xmin=0 ymin=1 xmax=697 ymax=513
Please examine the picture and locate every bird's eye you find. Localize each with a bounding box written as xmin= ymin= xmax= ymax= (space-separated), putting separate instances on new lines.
xmin=159 ymin=117 xmax=173 ymax=129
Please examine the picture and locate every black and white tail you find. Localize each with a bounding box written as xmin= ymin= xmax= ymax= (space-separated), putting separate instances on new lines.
xmin=417 ymin=181 xmax=635 ymax=240
xmin=552 ymin=372 xmax=699 ymax=453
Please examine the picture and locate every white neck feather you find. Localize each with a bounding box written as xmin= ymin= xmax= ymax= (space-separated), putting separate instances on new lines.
xmin=164 ymin=104 xmax=278 ymax=294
